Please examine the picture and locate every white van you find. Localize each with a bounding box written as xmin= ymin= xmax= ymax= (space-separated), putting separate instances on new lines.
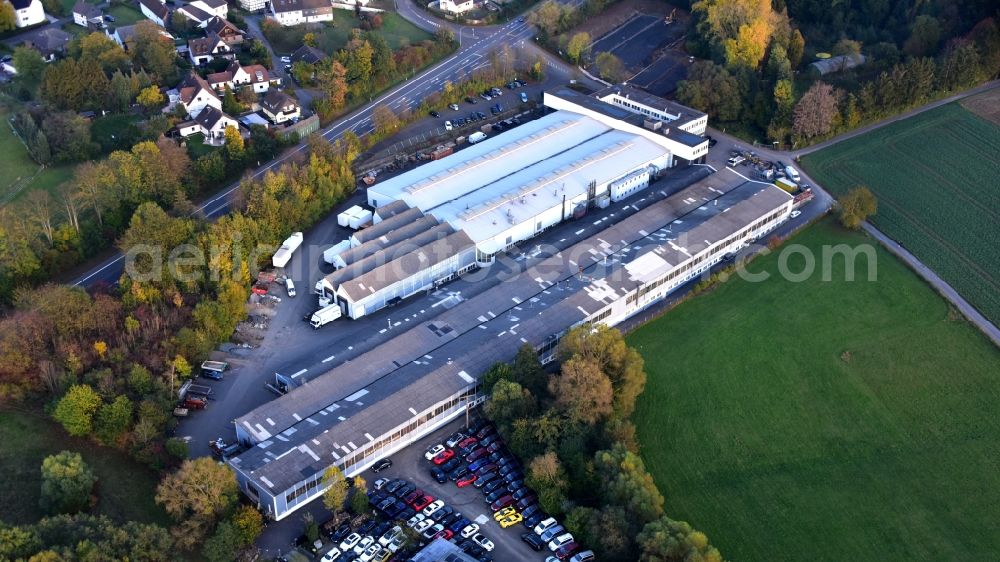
xmin=444 ymin=120 xmax=453 ymax=131
xmin=285 ymin=278 xmax=296 ymax=298
xmin=469 ymin=131 xmax=487 ymax=144
xmin=785 ymin=165 xmax=801 ymax=183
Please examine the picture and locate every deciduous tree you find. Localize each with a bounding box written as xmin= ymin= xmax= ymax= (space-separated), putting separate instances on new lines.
xmin=137 ymin=85 xmax=166 ymax=112
xmin=595 ymin=52 xmax=625 ymax=82
xmin=40 ymin=451 xmax=97 ymax=514
xmin=549 ymin=357 xmax=613 ymax=425
xmin=637 ymin=517 xmax=724 ymax=562
xmin=594 ymin=443 xmax=664 ymax=525
xmin=156 ymin=458 xmax=238 ymax=549
xmin=676 ymin=62 xmax=741 ymax=122
xmin=371 ymin=104 xmax=399 ymax=136
xmin=837 ymin=186 xmax=877 ymax=229
xmin=566 ymin=32 xmax=590 ymax=64
xmin=231 ymin=505 xmax=264 ymax=546
xmin=792 ymin=81 xmax=840 ymax=140
xmin=0 ymin=1 xmax=16 ymax=32
xmin=557 ymin=324 xmax=646 ymax=418
xmin=52 ymin=384 xmax=102 ymax=436
xmin=322 ymin=465 xmax=349 ymax=512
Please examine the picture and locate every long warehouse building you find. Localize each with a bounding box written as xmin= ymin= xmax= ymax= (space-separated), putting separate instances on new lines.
xmin=230 ymin=175 xmax=792 ymax=520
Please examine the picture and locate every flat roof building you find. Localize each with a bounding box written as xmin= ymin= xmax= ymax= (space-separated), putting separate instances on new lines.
xmin=230 ymin=176 xmax=792 ymax=520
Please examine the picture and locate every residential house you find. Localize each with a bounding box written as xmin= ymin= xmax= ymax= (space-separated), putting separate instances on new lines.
xmin=138 ymin=0 xmax=169 ymax=27
xmin=203 ymin=16 xmax=244 ymax=46
xmin=269 ymin=0 xmax=335 ymax=26
xmin=290 ymin=44 xmax=327 ymax=65
xmin=110 ymin=24 xmax=175 ymax=51
xmin=188 ymin=33 xmax=235 ymax=65
xmin=71 ymin=0 xmax=104 ymax=30
xmin=23 ymin=28 xmax=72 ymax=62
xmin=438 ymin=0 xmax=473 ymax=14
xmin=175 ymin=2 xmax=212 ymax=27
xmin=208 ymin=61 xmax=274 ymax=94
xmin=9 ymin=0 xmax=45 ymax=28
xmin=192 ymin=0 xmax=227 ymax=19
xmin=178 ymin=71 xmax=222 ymax=117
xmin=261 ymin=90 xmax=301 ymax=125
xmin=236 ymin=0 xmax=266 ymax=12
xmin=194 ymin=106 xmax=240 ymax=142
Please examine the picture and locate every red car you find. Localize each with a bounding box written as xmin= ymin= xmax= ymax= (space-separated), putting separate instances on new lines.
xmin=432 ymin=449 xmax=455 ymax=465
xmin=411 ymin=494 xmax=434 ymax=511
xmin=490 ymin=495 xmax=514 ymax=511
xmin=465 ymin=448 xmax=488 ymax=463
xmin=457 ymin=437 xmax=478 ymax=450
xmin=456 ymin=473 xmax=477 ymax=487
xmin=433 ymin=529 xmax=454 ymax=541
xmin=555 ymin=542 xmax=579 ymax=560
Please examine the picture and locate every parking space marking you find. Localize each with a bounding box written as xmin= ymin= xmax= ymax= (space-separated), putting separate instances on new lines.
xmin=291 ymin=368 xmax=308 ymax=378
xmin=322 ymin=355 xmax=336 ymax=363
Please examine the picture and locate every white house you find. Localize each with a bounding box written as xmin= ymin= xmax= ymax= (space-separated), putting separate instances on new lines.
xmin=110 ymin=24 xmax=174 ymax=51
xmin=237 ymin=0 xmax=266 ymax=12
xmin=261 ymin=90 xmax=301 ymax=124
xmin=71 ymin=0 xmax=104 ymax=29
xmin=9 ymin=0 xmax=46 ymax=28
xmin=178 ymin=71 xmax=222 ymax=118
xmin=194 ymin=106 xmax=240 ymax=142
xmin=188 ymin=33 xmax=235 ymax=65
xmin=269 ymin=0 xmax=335 ymax=26
xmin=138 ymin=0 xmax=169 ymax=27
xmin=207 ymin=61 xmax=274 ymax=94
xmin=438 ymin=0 xmax=473 ymax=14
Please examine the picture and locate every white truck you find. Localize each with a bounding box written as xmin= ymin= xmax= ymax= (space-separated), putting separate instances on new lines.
xmin=468 ymin=131 xmax=487 ymax=144
xmin=272 ymin=232 xmax=303 ymax=269
xmin=785 ymin=165 xmax=801 ymax=183
xmin=310 ymin=304 xmax=342 ymax=329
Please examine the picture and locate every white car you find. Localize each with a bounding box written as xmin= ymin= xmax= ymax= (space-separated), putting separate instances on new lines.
xmin=280 ymin=56 xmax=292 ymax=63
xmin=548 ymin=533 xmax=574 ymax=551
xmin=421 ymin=523 xmax=444 ymax=540
xmin=340 ymin=533 xmax=361 ymax=551
xmin=421 ymin=499 xmax=445 ymax=517
xmin=472 ymin=533 xmax=494 ymax=552
xmin=373 ymin=478 xmax=389 ymax=490
xmin=379 ymin=526 xmax=402 ymax=547
xmin=320 ymin=547 xmax=342 ymax=562
xmin=387 ymin=535 xmax=405 ymax=553
xmin=444 ymin=120 xmax=453 ymax=131
xmin=406 ymin=513 xmax=426 ymax=528
xmin=534 ymin=517 xmax=558 ymax=535
xmin=424 ymin=444 xmax=445 ymax=460
xmin=448 ymin=103 xmax=460 ymax=111
xmin=285 ymin=278 xmax=296 ymax=297
xmin=540 ymin=525 xmax=565 ymax=543
xmin=413 ymin=519 xmax=434 ymax=534
xmin=359 ymin=544 xmax=381 ymax=562
xmin=460 ymin=523 xmax=479 ymax=539
xmin=570 ymin=551 xmax=596 ymax=562
xmin=790 ymin=210 xmax=801 ymax=218
xmin=354 ymin=535 xmax=374 ymax=555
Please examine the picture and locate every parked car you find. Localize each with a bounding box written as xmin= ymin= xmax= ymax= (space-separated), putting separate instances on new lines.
xmin=406 ymin=513 xmax=426 ymax=528
xmin=449 ymin=103 xmax=460 ymax=110
xmin=457 ymin=473 xmax=477 ymax=487
xmin=321 ymin=547 xmax=342 ymax=562
xmin=511 ymin=487 xmax=533 ymax=501
xmin=472 ymin=533 xmax=494 ymax=552
xmin=425 ymin=444 xmax=446 ymax=460
xmin=466 ymin=448 xmax=488 ymax=462
xmin=554 ymin=542 xmax=579 ymax=560
xmin=280 ymin=56 xmax=291 ymax=63
xmin=340 ymin=533 xmax=362 ymax=552
xmin=490 ymin=495 xmax=515 ymax=511
xmin=534 ymin=519 xmax=559 ymax=537
xmin=444 ymin=120 xmax=453 ymax=131
xmin=446 ymin=431 xmax=467 ymax=447
xmin=373 ymin=478 xmax=390 ymax=490
xmin=385 ymin=479 xmax=406 ymax=494
xmin=570 ymin=550 xmax=596 ymax=562
xmin=498 ymin=511 xmax=523 ymax=528
xmin=516 ymin=496 xmax=537 ymax=510
xmin=483 ymin=479 xmax=506 ymax=494
xmin=412 ymin=494 xmax=434 ymax=510
xmin=433 ymin=528 xmax=454 ymax=541
xmin=440 ymin=458 xmax=461 ymax=473
xmin=421 ymin=523 xmax=444 ymax=540
xmin=540 ymin=525 xmax=566 ymax=543
xmin=422 ymin=500 xmax=445 ymax=517
xmin=457 ymin=437 xmax=478 ymax=450
xmin=465 ymin=96 xmax=477 ymax=104
xmin=520 ymin=92 xmax=529 ymax=103
xmin=394 ymin=483 xmax=415 ymax=498
xmin=474 ymin=472 xmax=498 ymax=488
xmin=430 ymin=110 xmax=440 ymax=118
xmin=468 ymin=458 xmax=490 ymax=472
xmin=548 ymin=534 xmax=575 ymax=552
xmin=432 ymin=449 xmax=455 ymax=465
xmin=448 ymin=466 xmax=469 ymax=481
xmin=430 ymin=467 xmax=448 ymax=483
xmin=522 ymin=533 xmax=545 ymax=551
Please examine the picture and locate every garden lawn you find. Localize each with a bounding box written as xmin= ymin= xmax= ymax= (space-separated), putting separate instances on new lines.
xmin=265 ymin=11 xmax=431 ymax=55
xmin=800 ymin=102 xmax=1000 ymax=327
xmin=105 ymin=4 xmax=145 ymax=26
xmin=0 ymin=108 xmax=74 ymax=205
xmin=0 ymin=408 xmax=169 ymax=526
xmin=628 ymin=219 xmax=1000 ymax=562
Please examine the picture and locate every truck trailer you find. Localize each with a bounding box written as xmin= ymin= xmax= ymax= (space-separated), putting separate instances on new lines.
xmin=272 ymin=232 xmax=304 ymax=269
xmin=309 ymin=304 xmax=342 ymax=328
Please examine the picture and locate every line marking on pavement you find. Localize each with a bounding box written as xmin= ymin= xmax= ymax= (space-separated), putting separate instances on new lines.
xmin=291 ymin=369 xmax=308 ymax=378
xmin=322 ymin=355 xmax=336 ymax=363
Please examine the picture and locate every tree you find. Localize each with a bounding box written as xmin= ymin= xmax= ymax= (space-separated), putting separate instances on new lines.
xmin=594 ymin=443 xmax=664 ymax=525
xmin=12 ymin=46 xmax=46 ymax=94
xmin=792 ymin=81 xmax=840 ymax=140
xmin=676 ymin=61 xmax=741 ymax=122
xmin=557 ymin=324 xmax=646 ymax=418
xmin=511 ymin=344 xmax=546 ymax=397
xmin=292 ymin=61 xmax=315 ymax=85
xmin=319 ymin=60 xmax=348 ymax=111
xmin=350 ymin=476 xmax=369 ymax=514
xmin=637 ymin=517 xmax=724 ymax=562
xmin=787 ymin=29 xmax=805 ymax=68
xmin=231 ymin=506 xmax=264 ymax=546
xmin=837 ymin=186 xmax=877 ymax=229
xmin=372 ymin=104 xmax=399 ymax=136
xmin=42 ymin=111 xmax=97 ymax=163
xmin=526 ymin=452 xmax=568 ymax=514
xmin=529 ymin=1 xmax=563 ymax=37
xmin=52 ymin=384 xmax=102 ymax=437
xmin=221 ymin=85 xmax=243 ymax=116
xmin=156 ymin=458 xmax=239 ymax=521
xmin=692 ymin=0 xmax=781 ymax=69
xmin=0 ymin=1 xmax=17 ymax=32
xmin=95 ymin=395 xmax=133 ymax=445
xmin=484 ymin=379 xmax=537 ymax=429
xmin=594 ymin=52 xmax=625 ymax=82
xmin=137 ymin=86 xmax=166 ymax=112
xmin=224 ymin=125 xmax=245 ymax=162
xmin=904 ymin=14 xmax=941 ymax=57
xmin=343 ymin=38 xmax=374 ymax=83
xmin=566 ymin=32 xmax=590 ymax=64
xmin=40 ymin=451 xmax=97 ymax=515
xmin=78 ymin=32 xmax=129 ymax=73
xmin=202 ymin=520 xmax=241 ymax=562
xmin=323 ymin=465 xmax=349 ymax=512
xmin=131 ymin=21 xmax=179 ymax=81
xmin=549 ymin=357 xmax=613 ymax=425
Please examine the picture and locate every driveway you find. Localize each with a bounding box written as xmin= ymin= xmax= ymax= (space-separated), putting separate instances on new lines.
xmin=243 ymin=14 xmax=317 ymax=107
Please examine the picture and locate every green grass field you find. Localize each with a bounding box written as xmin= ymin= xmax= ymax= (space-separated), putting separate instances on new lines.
xmin=105 ymin=4 xmax=145 ymax=26
xmin=800 ymin=103 xmax=1000 ymax=327
xmin=628 ymin=219 xmax=1000 ymax=562
xmin=0 ymin=108 xmax=74 ymax=205
xmin=266 ymin=12 xmax=432 ymax=55
xmin=0 ymin=409 xmax=169 ymax=526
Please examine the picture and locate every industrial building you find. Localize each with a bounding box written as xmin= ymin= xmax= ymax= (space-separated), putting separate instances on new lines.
xmin=230 ymin=173 xmax=792 ymax=520
xmin=316 ymin=87 xmax=709 ymax=320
